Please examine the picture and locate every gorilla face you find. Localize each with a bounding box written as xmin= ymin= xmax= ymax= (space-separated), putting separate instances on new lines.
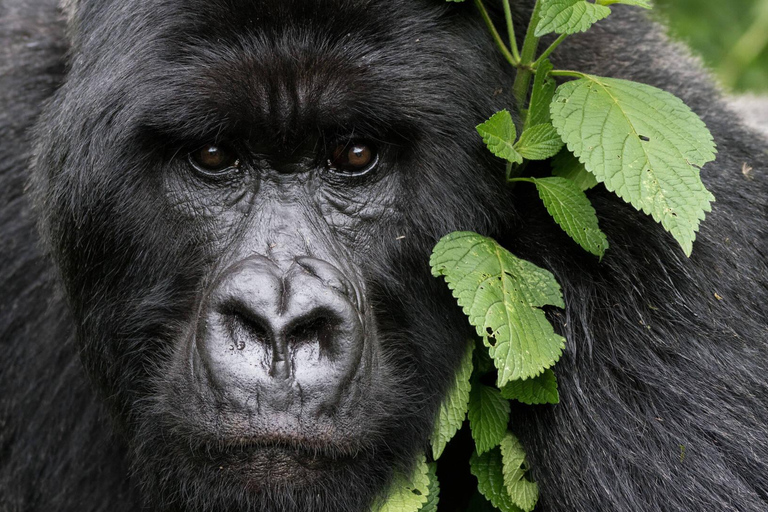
xmin=30 ymin=0 xmax=513 ymax=509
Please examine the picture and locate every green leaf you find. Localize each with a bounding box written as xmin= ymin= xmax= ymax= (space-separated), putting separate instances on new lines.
xmin=514 ymin=124 xmax=564 ymax=161
xmin=477 ymin=110 xmax=523 ymax=165
xmin=500 ymin=368 xmax=560 ymax=405
xmin=597 ymin=0 xmax=652 ymax=8
xmin=505 ymin=474 xmax=539 ymax=511
xmin=470 ymin=448 xmax=524 ymax=512
xmin=500 ymin=433 xmax=539 ymax=512
xmin=431 ymin=340 xmax=474 ymax=460
xmin=371 ymin=455 xmax=430 ymax=512
xmin=551 ymin=149 xmax=598 ymax=191
xmin=419 ymin=463 xmax=440 ymax=512
xmin=526 ymin=59 xmax=556 ymax=130
xmin=531 ymin=176 xmax=609 ymax=257
xmin=535 ymin=0 xmax=612 ymax=37
xmin=550 ymin=75 xmax=716 ymax=256
xmin=431 ymin=232 xmax=566 ymax=385
xmin=468 ymin=383 xmax=511 ymax=455
xmin=499 ymin=433 xmax=526 ymax=491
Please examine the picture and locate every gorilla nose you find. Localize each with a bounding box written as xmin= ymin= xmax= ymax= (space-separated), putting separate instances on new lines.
xmin=195 ymin=256 xmax=365 ymax=411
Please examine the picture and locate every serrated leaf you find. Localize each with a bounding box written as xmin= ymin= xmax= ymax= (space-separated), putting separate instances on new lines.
xmin=419 ymin=463 xmax=440 ymax=512
xmin=535 ymin=0 xmax=612 ymax=37
xmin=597 ymin=0 xmax=651 ymax=8
xmin=500 ymin=368 xmax=560 ymax=405
xmin=531 ymin=176 xmax=609 ymax=257
xmin=514 ymin=124 xmax=564 ymax=161
xmin=550 ymin=75 xmax=716 ymax=256
xmin=431 ymin=341 xmax=474 ymax=460
xmin=468 ymin=383 xmax=511 ymax=455
xmin=509 ymin=479 xmax=538 ymax=512
xmin=372 ymin=455 xmax=430 ymax=512
xmin=470 ymin=448 xmax=525 ymax=512
xmin=551 ymin=149 xmax=598 ymax=191
xmin=526 ymin=59 xmax=556 ymax=130
xmin=431 ymin=232 xmax=565 ymax=385
xmin=499 ymin=433 xmax=527 ymax=485
xmin=477 ymin=110 xmax=523 ymax=165
xmin=500 ymin=433 xmax=539 ymax=512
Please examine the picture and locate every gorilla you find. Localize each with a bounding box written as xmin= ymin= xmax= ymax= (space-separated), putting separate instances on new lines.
xmin=1 ymin=0 xmax=766 ymax=510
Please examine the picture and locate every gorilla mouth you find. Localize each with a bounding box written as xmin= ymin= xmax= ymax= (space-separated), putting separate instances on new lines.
xmin=200 ymin=436 xmax=360 ymax=486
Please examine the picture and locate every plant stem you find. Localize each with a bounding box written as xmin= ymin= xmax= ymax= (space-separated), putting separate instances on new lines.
xmin=534 ymin=33 xmax=568 ymax=67
xmin=549 ymin=70 xmax=586 ymax=79
xmin=505 ymin=161 xmax=514 ymax=181
xmin=502 ymin=0 xmax=521 ymax=63
xmin=474 ymin=0 xmax=519 ymax=67
xmin=512 ymin=0 xmax=544 ymax=121
xmin=507 ymin=163 xmax=527 ymax=183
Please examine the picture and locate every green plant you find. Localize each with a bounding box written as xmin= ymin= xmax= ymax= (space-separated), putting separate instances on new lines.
xmin=373 ymin=1 xmax=716 ymax=510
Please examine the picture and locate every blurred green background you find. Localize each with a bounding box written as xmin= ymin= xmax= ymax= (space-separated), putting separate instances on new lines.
xmin=655 ymin=0 xmax=768 ymax=92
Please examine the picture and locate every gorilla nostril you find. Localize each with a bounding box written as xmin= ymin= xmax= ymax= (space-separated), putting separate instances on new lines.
xmin=223 ymin=303 xmax=272 ymax=351
xmin=285 ymin=313 xmax=339 ymax=357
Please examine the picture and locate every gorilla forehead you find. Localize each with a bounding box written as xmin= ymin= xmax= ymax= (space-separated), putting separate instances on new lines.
xmin=69 ymin=0 xmax=495 ymax=147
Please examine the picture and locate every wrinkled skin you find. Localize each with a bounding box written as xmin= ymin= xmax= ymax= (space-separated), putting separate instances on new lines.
xmin=1 ymin=0 xmax=767 ymax=511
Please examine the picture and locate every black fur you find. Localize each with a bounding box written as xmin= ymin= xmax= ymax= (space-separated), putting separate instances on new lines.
xmin=1 ymin=1 xmax=766 ymax=511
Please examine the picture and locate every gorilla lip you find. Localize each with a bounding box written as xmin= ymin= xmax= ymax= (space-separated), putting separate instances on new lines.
xmin=197 ymin=433 xmax=362 ymax=480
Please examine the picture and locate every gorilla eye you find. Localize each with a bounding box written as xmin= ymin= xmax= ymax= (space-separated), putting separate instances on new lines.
xmin=327 ymin=140 xmax=378 ymax=176
xmin=188 ymin=144 xmax=239 ymax=175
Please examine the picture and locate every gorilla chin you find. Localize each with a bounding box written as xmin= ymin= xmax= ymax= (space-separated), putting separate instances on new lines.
xmin=133 ymin=418 xmax=389 ymax=511
xmin=132 ymin=430 xmax=390 ymax=511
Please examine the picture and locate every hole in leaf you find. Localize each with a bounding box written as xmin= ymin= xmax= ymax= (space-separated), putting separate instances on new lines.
xmin=486 ymin=327 xmax=494 ymax=336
